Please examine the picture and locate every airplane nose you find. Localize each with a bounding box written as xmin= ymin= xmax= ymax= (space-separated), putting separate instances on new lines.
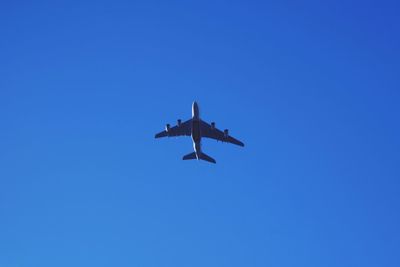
xmin=192 ymin=101 xmax=199 ymax=118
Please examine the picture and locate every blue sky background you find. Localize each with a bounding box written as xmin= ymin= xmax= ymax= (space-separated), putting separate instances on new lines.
xmin=1 ymin=1 xmax=400 ymax=266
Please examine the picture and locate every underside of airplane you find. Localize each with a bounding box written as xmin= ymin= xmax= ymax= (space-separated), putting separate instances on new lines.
xmin=155 ymin=101 xmax=244 ymax=164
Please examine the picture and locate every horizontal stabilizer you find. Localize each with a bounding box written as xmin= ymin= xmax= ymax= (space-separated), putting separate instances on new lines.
xmin=183 ymin=152 xmax=197 ymax=160
xmin=182 ymin=152 xmax=216 ymax=164
xmin=199 ymin=152 xmax=216 ymax=164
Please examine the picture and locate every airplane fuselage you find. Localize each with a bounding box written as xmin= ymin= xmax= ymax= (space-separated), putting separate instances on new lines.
xmin=191 ymin=101 xmax=202 ymax=157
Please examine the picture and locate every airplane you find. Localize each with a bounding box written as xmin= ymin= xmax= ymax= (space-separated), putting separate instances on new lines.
xmin=154 ymin=101 xmax=244 ymax=164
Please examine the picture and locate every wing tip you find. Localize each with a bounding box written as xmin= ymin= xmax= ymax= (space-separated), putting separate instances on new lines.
xmin=155 ymin=132 xmax=167 ymax=138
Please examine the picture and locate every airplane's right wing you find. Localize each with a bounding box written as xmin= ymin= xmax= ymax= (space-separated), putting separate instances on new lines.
xmin=200 ymin=120 xmax=244 ymax=147
xmin=155 ymin=119 xmax=192 ymax=138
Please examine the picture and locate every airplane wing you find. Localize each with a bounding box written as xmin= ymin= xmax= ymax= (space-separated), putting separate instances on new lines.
xmin=200 ymin=120 xmax=244 ymax=147
xmin=155 ymin=119 xmax=192 ymax=138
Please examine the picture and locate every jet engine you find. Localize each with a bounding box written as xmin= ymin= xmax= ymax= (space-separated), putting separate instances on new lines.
xmin=165 ymin=124 xmax=171 ymax=132
xmin=177 ymin=119 xmax=182 ymax=126
xmin=211 ymin=122 xmax=215 ymax=130
xmin=224 ymin=129 xmax=229 ymax=138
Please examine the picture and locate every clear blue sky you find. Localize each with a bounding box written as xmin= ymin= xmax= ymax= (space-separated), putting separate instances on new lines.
xmin=1 ymin=1 xmax=400 ymax=266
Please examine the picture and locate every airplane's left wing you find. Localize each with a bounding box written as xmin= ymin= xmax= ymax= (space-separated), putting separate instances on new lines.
xmin=155 ymin=119 xmax=192 ymax=138
xmin=200 ymin=120 xmax=244 ymax=147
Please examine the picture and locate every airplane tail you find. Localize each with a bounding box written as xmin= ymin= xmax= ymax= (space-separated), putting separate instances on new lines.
xmin=182 ymin=152 xmax=216 ymax=164
xmin=183 ymin=152 xmax=197 ymax=160
xmin=199 ymin=152 xmax=216 ymax=164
